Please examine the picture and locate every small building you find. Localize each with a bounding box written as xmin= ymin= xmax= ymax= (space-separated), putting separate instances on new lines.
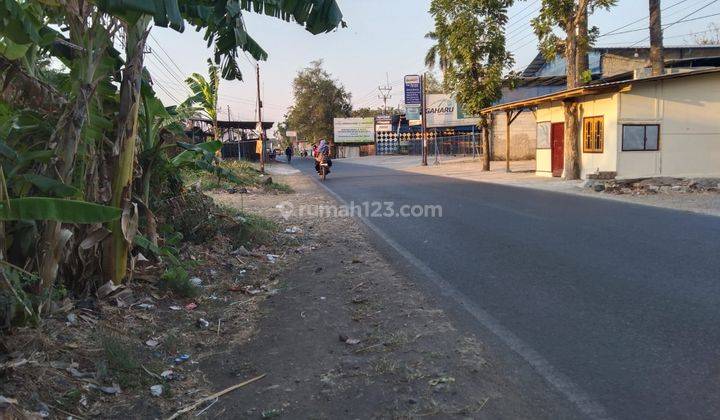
xmin=482 ymin=68 xmax=720 ymax=180
xmin=490 ymin=46 xmax=720 ymax=162
xmin=186 ymin=118 xmax=273 ymax=160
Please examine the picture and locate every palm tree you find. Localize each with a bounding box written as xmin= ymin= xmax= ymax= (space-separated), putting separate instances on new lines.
xmin=649 ymin=0 xmax=664 ymax=76
xmin=183 ymin=59 xmax=221 ymax=141
xmin=424 ymin=31 xmax=451 ymax=71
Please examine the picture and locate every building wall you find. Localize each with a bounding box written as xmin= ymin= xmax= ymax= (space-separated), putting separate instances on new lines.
xmin=578 ymin=93 xmax=619 ymax=178
xmin=534 ymin=101 xmax=565 ymax=176
xmin=490 ymin=110 xmax=537 ymax=160
xmin=617 ymin=72 xmax=720 ymax=178
xmin=602 ymin=47 xmax=720 ymax=77
xmin=534 ymin=93 xmax=619 ymax=178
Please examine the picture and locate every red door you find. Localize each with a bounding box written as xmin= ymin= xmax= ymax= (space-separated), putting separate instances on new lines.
xmin=551 ymin=122 xmax=564 ymax=177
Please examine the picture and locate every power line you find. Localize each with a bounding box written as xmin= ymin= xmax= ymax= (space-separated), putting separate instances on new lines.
xmin=505 ymin=6 xmax=541 ymax=40
xmin=601 ymin=11 xmax=720 ymax=38
xmin=509 ymin=0 xmax=720 ymax=71
xmin=631 ymin=0 xmax=720 ymax=46
xmin=147 ymin=33 xmax=187 ymax=79
xmin=505 ymin=0 xmax=540 ymax=31
xmin=145 ymin=53 xmax=193 ymax=95
xmin=599 ymin=26 xmax=720 ymax=45
xmin=152 ymin=78 xmax=182 ymax=104
xmin=598 ymin=0 xmax=696 ymax=38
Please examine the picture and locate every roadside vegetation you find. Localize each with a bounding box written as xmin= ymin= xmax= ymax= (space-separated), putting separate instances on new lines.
xmin=0 ymin=0 xmax=342 ymax=417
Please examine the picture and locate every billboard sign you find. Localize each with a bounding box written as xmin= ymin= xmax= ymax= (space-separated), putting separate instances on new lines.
xmin=404 ymin=75 xmax=422 ymax=106
xmin=426 ymin=94 xmax=481 ymax=128
xmin=333 ymin=118 xmax=375 ymax=143
xmin=375 ymin=115 xmax=392 ymax=132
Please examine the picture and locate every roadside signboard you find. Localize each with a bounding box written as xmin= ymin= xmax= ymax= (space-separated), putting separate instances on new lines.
xmin=286 ymin=130 xmax=297 ymax=138
xmin=333 ymin=117 xmax=375 ymax=143
xmin=426 ymin=94 xmax=481 ymax=128
xmin=405 ymin=106 xmax=422 ymax=126
xmin=404 ymin=75 xmax=422 ymax=106
xmin=375 ymin=115 xmax=392 ymax=132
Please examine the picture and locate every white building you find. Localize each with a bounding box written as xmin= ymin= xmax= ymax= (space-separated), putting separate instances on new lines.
xmin=482 ymin=68 xmax=720 ymax=180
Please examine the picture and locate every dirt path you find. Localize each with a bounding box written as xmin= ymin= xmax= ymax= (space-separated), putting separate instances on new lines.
xmin=202 ymin=169 xmax=578 ymax=419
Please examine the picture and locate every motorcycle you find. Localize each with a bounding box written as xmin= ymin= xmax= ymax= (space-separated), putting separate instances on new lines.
xmin=316 ymin=153 xmax=331 ymax=181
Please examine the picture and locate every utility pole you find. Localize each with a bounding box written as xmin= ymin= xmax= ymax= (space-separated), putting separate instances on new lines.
xmin=378 ymin=73 xmax=393 ymax=115
xmin=421 ymin=74 xmax=428 ymax=166
xmin=228 ymin=104 xmax=239 ymax=160
xmin=256 ymin=63 xmax=265 ymax=173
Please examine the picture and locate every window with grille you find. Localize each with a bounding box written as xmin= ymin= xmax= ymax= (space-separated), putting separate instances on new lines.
xmin=622 ymin=124 xmax=659 ymax=151
xmin=583 ymin=116 xmax=604 ymax=153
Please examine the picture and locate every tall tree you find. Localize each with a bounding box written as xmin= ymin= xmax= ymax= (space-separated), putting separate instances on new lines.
xmin=424 ymin=31 xmax=451 ymax=72
xmin=649 ymin=0 xmax=664 ymax=76
xmin=285 ymin=60 xmax=352 ymax=143
xmin=183 ymin=59 xmax=221 ymax=141
xmin=532 ymin=0 xmax=616 ymax=179
xmin=423 ymin=71 xmax=444 ymax=94
xmin=428 ymin=0 xmax=515 ymax=171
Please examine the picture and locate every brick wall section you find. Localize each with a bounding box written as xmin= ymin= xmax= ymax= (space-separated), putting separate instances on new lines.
xmin=490 ymin=110 xmax=537 ymax=160
xmin=602 ymin=48 xmax=720 ymax=76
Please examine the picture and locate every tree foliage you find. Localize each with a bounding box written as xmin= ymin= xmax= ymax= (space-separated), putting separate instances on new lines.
xmin=183 ymin=59 xmax=221 ymax=139
xmin=0 ymin=0 xmax=344 ymax=324
xmin=285 ymin=60 xmax=351 ymax=142
xmin=428 ymin=0 xmax=515 ymax=117
xmin=530 ymin=0 xmax=616 ymax=180
xmin=531 ymin=0 xmax=616 ymax=87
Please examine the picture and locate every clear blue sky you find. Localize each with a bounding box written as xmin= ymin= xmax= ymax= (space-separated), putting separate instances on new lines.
xmin=150 ymin=0 xmax=720 ymax=128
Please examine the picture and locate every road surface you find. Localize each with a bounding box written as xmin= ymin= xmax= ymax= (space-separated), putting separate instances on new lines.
xmin=293 ymin=157 xmax=720 ymax=420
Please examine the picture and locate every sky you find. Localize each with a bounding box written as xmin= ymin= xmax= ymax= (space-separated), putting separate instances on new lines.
xmin=149 ymin=0 xmax=720 ymax=130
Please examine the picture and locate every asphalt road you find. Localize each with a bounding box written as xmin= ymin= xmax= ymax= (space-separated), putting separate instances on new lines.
xmin=292 ymin=157 xmax=720 ymax=420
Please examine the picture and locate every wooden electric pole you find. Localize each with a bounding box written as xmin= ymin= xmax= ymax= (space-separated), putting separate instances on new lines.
xmin=256 ymin=63 xmax=265 ymax=173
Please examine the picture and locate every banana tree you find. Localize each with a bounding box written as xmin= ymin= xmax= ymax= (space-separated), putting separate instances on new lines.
xmin=139 ymin=81 xmax=198 ymax=206
xmin=183 ymin=59 xmax=220 ymax=141
xmin=99 ymin=0 xmax=344 ymax=285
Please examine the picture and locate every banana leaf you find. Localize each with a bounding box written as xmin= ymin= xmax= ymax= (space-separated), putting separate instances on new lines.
xmin=171 ymin=140 xmax=222 ymax=166
xmin=0 ymin=198 xmax=121 ymax=223
xmin=17 ymin=174 xmax=81 ymax=198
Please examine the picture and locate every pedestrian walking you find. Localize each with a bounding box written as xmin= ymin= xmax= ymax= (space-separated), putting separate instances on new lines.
xmin=285 ymin=145 xmax=294 ymax=163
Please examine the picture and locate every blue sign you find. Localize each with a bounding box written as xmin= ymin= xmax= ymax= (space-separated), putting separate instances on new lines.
xmin=404 ymin=75 xmax=422 ymax=106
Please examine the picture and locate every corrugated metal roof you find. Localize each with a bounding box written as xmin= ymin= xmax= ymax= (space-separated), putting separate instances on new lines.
xmin=190 ymin=118 xmax=274 ymax=130
xmin=521 ymin=46 xmax=720 ymax=77
xmin=482 ymin=67 xmax=720 ymax=114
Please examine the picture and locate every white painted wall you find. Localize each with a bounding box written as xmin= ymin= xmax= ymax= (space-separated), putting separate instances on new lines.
xmin=618 ymin=72 xmax=720 ymax=178
xmin=534 ymin=101 xmax=565 ymax=175
xmin=578 ymin=93 xmax=618 ymax=179
xmin=534 ymin=95 xmax=618 ymax=178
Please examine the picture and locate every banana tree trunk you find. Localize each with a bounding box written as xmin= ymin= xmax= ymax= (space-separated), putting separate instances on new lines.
xmin=38 ymin=83 xmax=95 ymax=291
xmin=109 ymin=18 xmax=151 ymax=285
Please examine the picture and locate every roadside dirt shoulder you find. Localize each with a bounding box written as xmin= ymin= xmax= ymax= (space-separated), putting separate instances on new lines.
xmin=202 ymin=170 xmax=579 ymax=418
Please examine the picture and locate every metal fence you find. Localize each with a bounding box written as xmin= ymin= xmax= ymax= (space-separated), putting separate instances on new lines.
xmin=406 ymin=133 xmax=482 ymax=157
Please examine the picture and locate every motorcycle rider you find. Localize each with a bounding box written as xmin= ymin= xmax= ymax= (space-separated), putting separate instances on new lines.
xmin=314 ymin=139 xmax=332 ymax=174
